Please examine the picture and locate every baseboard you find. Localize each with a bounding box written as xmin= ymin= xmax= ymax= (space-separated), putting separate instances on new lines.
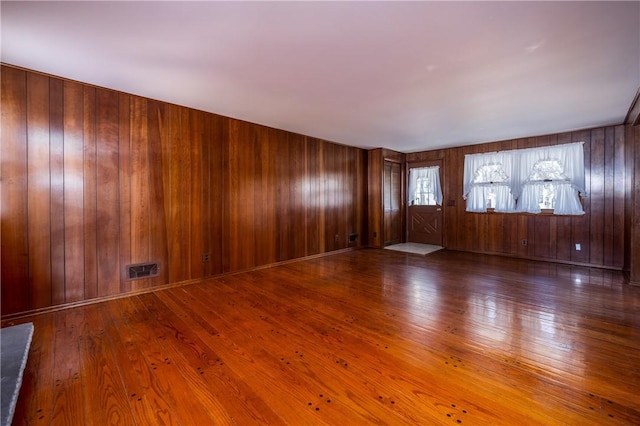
xmin=1 ymin=247 xmax=359 ymax=324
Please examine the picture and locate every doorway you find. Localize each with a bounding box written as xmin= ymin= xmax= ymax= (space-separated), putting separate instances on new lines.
xmin=407 ymin=160 xmax=443 ymax=246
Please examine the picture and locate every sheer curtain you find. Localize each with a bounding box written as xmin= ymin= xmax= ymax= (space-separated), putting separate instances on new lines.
xmin=463 ymin=151 xmax=515 ymax=212
xmin=408 ymin=166 xmax=442 ymax=206
xmin=514 ymin=142 xmax=585 ymax=214
xmin=463 ymin=142 xmax=585 ymax=214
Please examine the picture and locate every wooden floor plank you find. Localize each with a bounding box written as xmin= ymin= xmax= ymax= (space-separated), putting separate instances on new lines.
xmin=5 ymin=249 xmax=640 ymax=425
xmin=49 ymin=307 xmax=87 ymax=425
xmin=77 ymin=304 xmax=137 ymax=425
xmin=126 ymin=295 xmax=231 ymax=425
xmin=100 ymin=299 xmax=181 ymax=425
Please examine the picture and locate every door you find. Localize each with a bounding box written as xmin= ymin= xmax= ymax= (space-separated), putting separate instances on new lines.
xmin=407 ymin=160 xmax=443 ymax=246
xmin=383 ymin=160 xmax=402 ymax=245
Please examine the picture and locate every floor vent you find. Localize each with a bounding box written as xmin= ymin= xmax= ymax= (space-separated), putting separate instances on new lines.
xmin=127 ymin=262 xmax=160 ymax=280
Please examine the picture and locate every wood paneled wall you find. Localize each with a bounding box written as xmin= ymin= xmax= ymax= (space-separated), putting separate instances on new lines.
xmin=626 ymin=123 xmax=639 ymax=284
xmin=367 ymin=148 xmax=405 ymax=248
xmin=1 ymin=65 xmax=368 ymax=316
xmin=406 ymin=127 xmax=628 ymax=270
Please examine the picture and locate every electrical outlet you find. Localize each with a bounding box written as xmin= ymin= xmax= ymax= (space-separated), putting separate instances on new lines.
xmin=202 ymin=253 xmax=210 ymax=263
xmin=575 ymin=243 xmax=581 ymax=251
xmin=521 ymin=239 xmax=527 ymax=246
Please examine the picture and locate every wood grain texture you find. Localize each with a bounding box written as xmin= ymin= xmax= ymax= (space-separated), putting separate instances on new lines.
xmin=63 ymin=81 xmax=86 ymax=303
xmin=628 ymin=123 xmax=640 ymax=284
xmin=118 ymin=93 xmax=132 ymax=294
xmin=7 ymin=249 xmax=640 ymax=425
xmin=83 ymin=85 xmax=98 ymax=301
xmin=1 ymin=67 xmax=29 ymax=313
xmin=50 ymin=78 xmax=66 ymax=305
xmin=96 ymin=89 xmax=121 ymax=297
xmin=0 ymin=65 xmax=368 ymax=316
xmin=26 ymin=72 xmax=52 ymax=309
xmin=129 ymin=96 xmax=151 ymax=290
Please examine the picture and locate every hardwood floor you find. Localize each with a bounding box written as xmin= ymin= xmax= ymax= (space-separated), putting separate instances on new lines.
xmin=5 ymin=249 xmax=640 ymax=425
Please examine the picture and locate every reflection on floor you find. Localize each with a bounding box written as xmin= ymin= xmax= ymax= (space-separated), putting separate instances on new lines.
xmin=384 ymin=242 xmax=443 ymax=255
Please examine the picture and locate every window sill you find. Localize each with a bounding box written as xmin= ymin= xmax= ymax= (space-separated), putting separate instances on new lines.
xmin=469 ymin=210 xmax=583 ymax=217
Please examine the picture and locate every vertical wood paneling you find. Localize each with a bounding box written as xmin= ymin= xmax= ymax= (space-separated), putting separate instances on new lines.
xmin=206 ymin=114 xmax=225 ymax=276
xmin=146 ymin=100 xmax=169 ymax=286
xmin=167 ymin=104 xmax=186 ymax=283
xmin=200 ymin=114 xmax=213 ymax=276
xmin=254 ymin=127 xmax=277 ymax=265
xmin=95 ymin=89 xmax=120 ymax=297
xmin=1 ymin=67 xmax=29 ymax=315
xmin=83 ymin=86 xmax=98 ymax=300
xmin=179 ymin=108 xmax=193 ymax=278
xmin=323 ymin=142 xmax=336 ymax=251
xmin=50 ymin=78 xmax=66 ymax=305
xmin=306 ymin=137 xmax=321 ymax=256
xmin=367 ymin=149 xmax=383 ymax=248
xmin=599 ymin=127 xmax=614 ymax=266
xmin=347 ymin=147 xmax=357 ymax=246
xmin=589 ymin=128 xmax=606 ymax=265
xmin=118 ymin=94 xmax=132 ymax=294
xmin=63 ymin=81 xmax=85 ymax=302
xmin=275 ymin=129 xmax=291 ymax=261
xmin=571 ymin=130 xmax=590 ymax=264
xmin=628 ymin=123 xmax=640 ymax=283
xmin=129 ymin=96 xmax=150 ymax=290
xmin=354 ymin=147 xmax=367 ymax=247
xmin=26 ymin=72 xmax=52 ymax=309
xmin=317 ymin=141 xmax=327 ymax=253
xmin=225 ymin=119 xmax=256 ymax=272
xmin=337 ymin=144 xmax=349 ymax=249
xmin=555 ymin=132 xmax=573 ymax=262
xmin=292 ymin=134 xmax=308 ymax=257
xmin=189 ymin=110 xmax=204 ymax=279
xmin=159 ymin=99 xmax=174 ymax=282
xmin=612 ymin=125 xmax=626 ymax=268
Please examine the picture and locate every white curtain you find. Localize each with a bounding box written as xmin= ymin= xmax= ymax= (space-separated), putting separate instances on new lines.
xmin=463 ymin=142 xmax=585 ymax=215
xmin=463 ymin=150 xmax=515 ymax=212
xmin=516 ymin=182 xmax=584 ymax=214
xmin=408 ymin=166 xmax=442 ymax=206
xmin=512 ymin=142 xmax=585 ymax=200
xmin=514 ymin=142 xmax=585 ymax=215
xmin=467 ymin=184 xmax=516 ymax=212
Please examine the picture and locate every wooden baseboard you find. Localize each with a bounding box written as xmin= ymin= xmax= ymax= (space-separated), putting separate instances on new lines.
xmin=1 ymin=247 xmax=358 ymax=324
xmin=445 ymin=248 xmax=625 ymax=272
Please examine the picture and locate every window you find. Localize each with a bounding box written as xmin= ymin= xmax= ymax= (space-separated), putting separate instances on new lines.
xmin=408 ymin=166 xmax=442 ymax=206
xmin=463 ymin=152 xmax=516 ymax=212
xmin=463 ymin=142 xmax=586 ymax=215
xmin=514 ymin=143 xmax=585 ymax=215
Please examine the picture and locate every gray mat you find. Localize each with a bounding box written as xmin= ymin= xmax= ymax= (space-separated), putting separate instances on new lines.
xmin=1 ymin=323 xmax=34 ymax=426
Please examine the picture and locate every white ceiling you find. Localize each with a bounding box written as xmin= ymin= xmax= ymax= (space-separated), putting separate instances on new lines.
xmin=2 ymin=1 xmax=639 ymax=153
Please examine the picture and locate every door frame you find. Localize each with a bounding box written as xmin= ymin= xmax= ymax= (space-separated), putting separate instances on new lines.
xmin=406 ymin=159 xmax=444 ymax=245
